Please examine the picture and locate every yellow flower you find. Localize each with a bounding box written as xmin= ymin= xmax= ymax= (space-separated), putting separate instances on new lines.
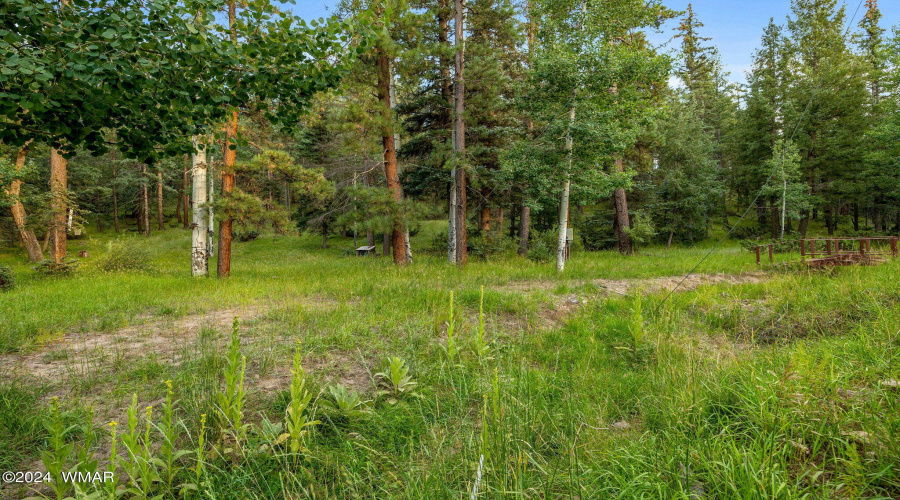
xmin=109 ymin=421 xmax=118 ymax=427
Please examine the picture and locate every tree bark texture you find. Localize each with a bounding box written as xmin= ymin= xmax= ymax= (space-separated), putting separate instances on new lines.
xmin=157 ymin=169 xmax=164 ymax=230
xmin=376 ymin=46 xmax=407 ymax=265
xmin=518 ymin=205 xmax=531 ymax=255
xmin=113 ymin=166 xmax=120 ymax=233
xmin=451 ymin=0 xmax=467 ymax=265
xmin=7 ymin=144 xmax=44 ymax=262
xmin=141 ymin=164 xmax=150 ymax=237
xmin=182 ymin=162 xmax=190 ymax=230
xmin=49 ymin=148 xmax=68 ymax=264
xmin=612 ymin=156 xmax=632 ymax=255
xmin=191 ymin=139 xmax=209 ymax=277
xmin=217 ymin=110 xmax=237 ymax=277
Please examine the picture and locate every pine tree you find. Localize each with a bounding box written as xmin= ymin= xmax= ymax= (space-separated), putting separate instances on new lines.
xmin=736 ymin=20 xmax=789 ymax=237
xmin=784 ymin=0 xmax=867 ymax=236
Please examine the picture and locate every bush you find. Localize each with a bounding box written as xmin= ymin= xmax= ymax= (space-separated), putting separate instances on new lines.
xmin=235 ymin=230 xmax=260 ymax=242
xmin=526 ymin=239 xmax=552 ymax=263
xmin=99 ymin=241 xmax=153 ymax=272
xmin=0 ymin=265 xmax=14 ymax=291
xmin=34 ymin=259 xmax=80 ymax=275
xmin=468 ymin=233 xmax=515 ymax=260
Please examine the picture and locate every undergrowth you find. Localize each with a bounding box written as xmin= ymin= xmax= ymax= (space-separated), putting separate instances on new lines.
xmin=0 ymin=228 xmax=898 ymax=498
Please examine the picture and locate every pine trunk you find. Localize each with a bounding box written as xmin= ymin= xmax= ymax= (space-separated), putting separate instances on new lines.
xmin=824 ymin=206 xmax=834 ymax=236
xmin=217 ymin=110 xmax=237 ymax=277
xmin=479 ymin=203 xmax=491 ymax=232
xmin=175 ymin=160 xmax=183 ymax=225
xmin=49 ymin=148 xmax=68 ymax=264
xmin=518 ymin=205 xmax=530 ymax=255
xmin=191 ymin=139 xmax=209 ymax=277
xmin=612 ymin=157 xmax=632 ymax=255
xmin=376 ymin=45 xmax=407 ymax=265
xmin=141 ymin=164 xmax=150 ymax=237
xmin=182 ymin=162 xmax=190 ymax=230
xmin=7 ymin=144 xmax=43 ymax=262
xmin=798 ymin=212 xmax=810 ymax=238
xmin=113 ymin=166 xmax=120 ymax=233
xmin=157 ymin=169 xmax=164 ymax=230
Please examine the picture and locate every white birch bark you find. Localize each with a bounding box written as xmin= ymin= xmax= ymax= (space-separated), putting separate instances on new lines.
xmin=207 ymin=165 xmax=215 ymax=257
xmin=448 ymin=162 xmax=457 ymax=263
xmin=556 ymin=106 xmax=575 ymax=272
xmin=191 ymin=139 xmax=208 ymax=277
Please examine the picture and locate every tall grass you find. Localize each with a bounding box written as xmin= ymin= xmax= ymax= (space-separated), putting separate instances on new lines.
xmin=0 ymin=227 xmax=898 ymax=498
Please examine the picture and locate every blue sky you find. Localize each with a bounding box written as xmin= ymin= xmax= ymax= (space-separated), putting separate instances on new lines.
xmin=290 ymin=0 xmax=899 ymax=84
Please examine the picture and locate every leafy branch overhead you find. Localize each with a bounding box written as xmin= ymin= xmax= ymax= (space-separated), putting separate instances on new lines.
xmin=0 ymin=0 xmax=370 ymax=162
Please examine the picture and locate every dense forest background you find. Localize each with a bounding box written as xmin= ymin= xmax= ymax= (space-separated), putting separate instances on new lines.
xmin=2 ymin=0 xmax=899 ymax=271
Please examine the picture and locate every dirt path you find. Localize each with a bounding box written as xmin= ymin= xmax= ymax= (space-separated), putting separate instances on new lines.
xmin=503 ymin=271 xmax=769 ymax=296
xmin=0 ymin=305 xmax=268 ymax=385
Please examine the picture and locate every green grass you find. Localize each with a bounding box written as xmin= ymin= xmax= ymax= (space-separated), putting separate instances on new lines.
xmin=0 ymin=224 xmax=898 ymax=499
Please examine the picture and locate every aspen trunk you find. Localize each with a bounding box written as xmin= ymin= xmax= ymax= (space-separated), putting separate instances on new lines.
xmin=439 ymin=0 xmax=457 ymax=264
xmin=7 ymin=144 xmax=43 ymax=262
xmin=157 ymin=169 xmax=164 ymax=230
xmin=217 ymin=110 xmax=237 ymax=277
xmin=376 ymin=46 xmax=407 ymax=265
xmin=556 ymin=106 xmax=575 ymax=272
xmin=518 ymin=205 xmax=531 ymax=255
xmin=49 ymin=148 xmax=68 ymax=264
xmin=612 ymin=156 xmax=632 ymax=255
xmin=451 ymin=0 xmax=467 ymax=265
xmin=191 ymin=139 xmax=209 ymax=277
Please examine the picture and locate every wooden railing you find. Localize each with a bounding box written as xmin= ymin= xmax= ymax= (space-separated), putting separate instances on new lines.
xmin=754 ymin=237 xmax=899 ymax=266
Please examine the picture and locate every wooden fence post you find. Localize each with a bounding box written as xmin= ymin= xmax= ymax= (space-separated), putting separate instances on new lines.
xmin=800 ymin=239 xmax=806 ymax=261
xmin=755 ymin=246 xmax=761 ymax=266
xmin=810 ymin=240 xmax=816 ymax=258
xmin=891 ymin=237 xmax=898 ymax=258
xmin=826 ymin=240 xmax=832 ymax=255
xmin=769 ymin=244 xmax=774 ymax=263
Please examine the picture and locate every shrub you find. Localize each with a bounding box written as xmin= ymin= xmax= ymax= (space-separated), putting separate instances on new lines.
xmin=235 ymin=230 xmax=260 ymax=242
xmin=0 ymin=265 xmax=13 ymax=291
xmin=468 ymin=233 xmax=514 ymax=260
xmin=99 ymin=241 xmax=153 ymax=272
xmin=34 ymin=259 xmax=80 ymax=275
xmin=526 ymin=239 xmax=552 ymax=263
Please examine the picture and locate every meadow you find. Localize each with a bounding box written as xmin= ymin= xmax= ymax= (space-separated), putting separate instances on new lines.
xmin=0 ymin=223 xmax=898 ymax=499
